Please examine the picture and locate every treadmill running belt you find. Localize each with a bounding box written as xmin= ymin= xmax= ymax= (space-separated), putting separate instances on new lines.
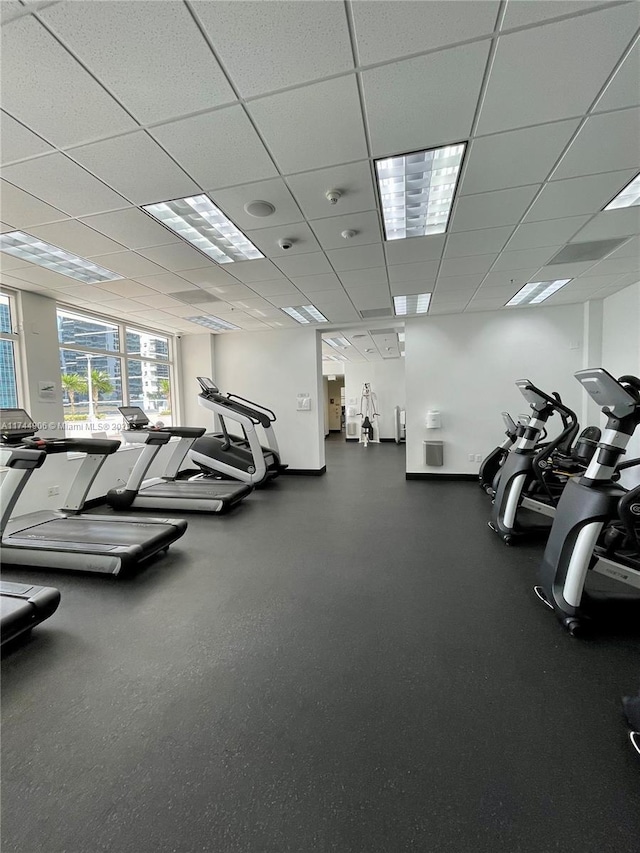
xmin=4 ymin=517 xmax=179 ymax=548
xmin=142 ymin=482 xmax=251 ymax=500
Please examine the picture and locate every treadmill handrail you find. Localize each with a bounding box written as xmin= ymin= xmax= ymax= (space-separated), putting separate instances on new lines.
xmin=226 ymin=393 xmax=277 ymax=423
xmin=22 ymin=436 xmax=120 ymax=456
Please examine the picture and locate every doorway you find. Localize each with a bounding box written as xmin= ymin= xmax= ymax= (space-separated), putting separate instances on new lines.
xmin=324 ymin=376 xmax=345 ymax=438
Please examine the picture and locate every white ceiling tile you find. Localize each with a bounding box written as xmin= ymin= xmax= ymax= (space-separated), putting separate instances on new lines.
xmin=0 ymin=2 xmax=26 ymax=24
xmin=388 ymin=260 xmax=440 ymax=283
xmin=41 ymin=1 xmax=235 ymax=124
xmin=265 ymin=292 xmax=307 ymax=309
xmin=70 ymin=133 xmax=200 ymax=205
xmin=352 ymin=1 xmax=499 ymax=65
xmin=444 ymin=226 xmax=514 ymax=258
xmin=552 ymin=108 xmax=640 ymax=181
xmin=79 ymin=208 xmax=177 ymax=250
xmin=2 ymin=153 xmax=128 ymax=216
xmin=523 ymin=169 xmax=638 ymax=222
xmin=535 ymin=261 xmax=599 ymax=280
xmin=203 ymin=284 xmax=260 ymax=301
xmin=286 ymin=161 xmax=377 ymax=221
xmin=151 ymin=106 xmax=278 ymax=190
xmin=94 ymin=280 xmax=158 ymax=299
xmin=310 ymin=211 xmax=382 ymax=251
xmin=482 ymin=269 xmax=540 ymax=288
xmin=501 ymin=1 xmax=607 ymax=29
xmin=0 ymin=180 xmax=68 ymax=227
xmin=450 ymin=185 xmax=540 ymax=231
xmin=1 ymin=16 xmax=136 ymax=147
xmin=309 ymin=290 xmax=355 ymax=308
xmin=362 ymin=41 xmax=491 ymax=156
xmin=195 ymin=0 xmax=353 ymax=98
xmin=389 ymin=279 xmax=435 ymax=296
xmin=246 ymin=222 xmax=320 ymax=258
xmin=0 ymin=255 xmax=31 ymax=272
xmin=433 ymin=274 xmax=483 ymax=292
xmin=1 ymin=111 xmax=53 ymax=164
xmin=247 ymin=76 xmax=367 ymax=173
xmin=274 ymin=252 xmax=333 ymax=277
xmin=55 ymin=283 xmax=115 ymax=303
xmin=87 ymin=251 xmax=167 ymax=279
xmin=570 ymin=207 xmax=640 ymax=242
xmin=177 ymin=266 xmax=242 ymax=289
xmin=478 ymin=4 xmax=640 ymax=134
xmin=137 ymin=243 xmax=212 ymax=272
xmin=162 ymin=303 xmax=205 ymax=318
xmin=230 ymin=296 xmax=276 ymax=313
xmin=210 ymin=178 xmax=304 ymax=231
xmin=338 ymin=268 xmax=389 ymax=288
xmin=247 ymin=280 xmax=302 ymax=298
xmin=346 ymin=287 xmax=391 ymax=310
xmin=385 ymin=235 xmax=446 ymax=265
xmin=228 ymin=259 xmax=287 ymax=283
xmin=0 ymin=275 xmax=46 ymax=292
xmin=0 ymin=223 xmax=14 ymax=233
xmin=594 ymin=42 xmax=640 ymax=113
xmin=290 ymin=273 xmax=344 ymax=293
xmin=602 ymin=235 xmax=639 ymax=260
xmin=462 ymin=119 xmax=579 ymax=195
xmin=134 ymin=294 xmax=186 ymax=309
xmin=604 ymin=272 xmax=640 ymax=291
xmin=26 ymin=219 xmax=126 ymax=258
xmin=505 ymin=216 xmax=590 ymax=250
xmin=438 ymin=254 xmax=497 ymax=278
xmin=581 ymin=256 xmax=639 ymax=278
xmin=492 ymin=246 xmax=561 ymax=271
xmin=326 ymin=244 xmax=385 ymax=271
xmin=133 ymin=274 xmax=200 ymax=294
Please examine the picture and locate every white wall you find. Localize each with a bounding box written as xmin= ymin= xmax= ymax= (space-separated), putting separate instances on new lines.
xmin=344 ymin=359 xmax=405 ymax=440
xmin=602 ymin=281 xmax=640 ymax=481
xmin=213 ymin=328 xmax=325 ymax=472
xmin=405 ymin=304 xmax=586 ymax=475
xmin=18 ymin=291 xmax=65 ymax=436
xmin=179 ymin=333 xmax=216 ymax=428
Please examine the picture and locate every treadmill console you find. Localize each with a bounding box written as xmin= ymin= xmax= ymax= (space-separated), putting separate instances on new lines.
xmin=501 ymin=412 xmax=517 ymax=434
xmin=197 ymin=377 xmax=220 ymax=395
xmin=0 ymin=408 xmax=37 ymax=444
xmin=119 ymin=406 xmax=151 ymax=429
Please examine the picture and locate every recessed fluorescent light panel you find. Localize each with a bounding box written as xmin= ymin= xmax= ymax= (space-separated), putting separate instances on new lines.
xmin=323 ymin=354 xmax=346 ymax=362
xmin=143 ymin=195 xmax=264 ymax=264
xmin=505 ymin=279 xmax=571 ymax=306
xmin=604 ymin=173 xmax=640 ymax=210
xmin=186 ymin=315 xmax=240 ymax=331
xmin=282 ymin=305 xmax=328 ymax=324
xmin=0 ymin=231 xmax=123 ymax=283
xmin=325 ymin=336 xmax=351 ymax=349
xmin=393 ymin=293 xmax=432 ymax=315
xmin=375 ymin=143 xmax=466 ymax=240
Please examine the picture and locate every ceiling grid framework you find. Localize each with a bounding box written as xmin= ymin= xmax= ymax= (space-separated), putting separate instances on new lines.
xmin=0 ymin=0 xmax=638 ymax=338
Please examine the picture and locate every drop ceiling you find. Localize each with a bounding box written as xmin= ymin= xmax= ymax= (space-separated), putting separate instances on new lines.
xmin=1 ymin=0 xmax=639 ymax=337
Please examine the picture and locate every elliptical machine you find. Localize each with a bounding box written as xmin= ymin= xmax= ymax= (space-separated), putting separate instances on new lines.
xmin=479 ymin=413 xmax=523 ymax=496
xmin=535 ymin=369 xmax=640 ymax=636
xmin=489 ymin=380 xmax=578 ymax=543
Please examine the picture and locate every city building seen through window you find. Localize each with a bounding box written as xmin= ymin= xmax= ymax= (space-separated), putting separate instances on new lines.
xmin=57 ymin=308 xmax=173 ymax=436
xmin=0 ymin=293 xmax=19 ymax=408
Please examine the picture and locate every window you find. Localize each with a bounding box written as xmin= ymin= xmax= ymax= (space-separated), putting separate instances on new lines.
xmin=57 ymin=307 xmax=174 ymax=436
xmin=0 ymin=292 xmax=20 ymax=408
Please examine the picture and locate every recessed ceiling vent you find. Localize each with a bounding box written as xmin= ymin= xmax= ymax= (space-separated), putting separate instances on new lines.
xmin=360 ymin=308 xmax=392 ymax=319
xmin=169 ymin=290 xmax=221 ymax=304
xmin=547 ymin=239 xmax=627 ymax=264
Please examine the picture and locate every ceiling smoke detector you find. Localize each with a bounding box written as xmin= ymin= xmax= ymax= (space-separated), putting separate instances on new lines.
xmin=244 ymin=200 xmax=276 ymax=217
xmin=341 ymin=229 xmax=357 ymax=240
xmin=326 ymin=189 xmax=342 ymax=205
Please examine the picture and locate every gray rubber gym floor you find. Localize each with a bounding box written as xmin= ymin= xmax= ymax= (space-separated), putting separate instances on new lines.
xmin=2 ymin=436 xmax=639 ymax=853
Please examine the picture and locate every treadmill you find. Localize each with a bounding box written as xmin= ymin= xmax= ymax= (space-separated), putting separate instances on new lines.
xmin=1 ymin=581 xmax=61 ymax=647
xmin=0 ymin=408 xmax=187 ymax=576
xmin=189 ymin=378 xmax=287 ymax=487
xmin=106 ymin=406 xmax=252 ymax=513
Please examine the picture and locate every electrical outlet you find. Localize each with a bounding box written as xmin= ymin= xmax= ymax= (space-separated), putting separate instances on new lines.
xmin=475 ymin=454 xmax=482 ymax=463
xmin=468 ymin=453 xmax=474 ymax=462
xmin=47 ymin=486 xmax=60 ymax=497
